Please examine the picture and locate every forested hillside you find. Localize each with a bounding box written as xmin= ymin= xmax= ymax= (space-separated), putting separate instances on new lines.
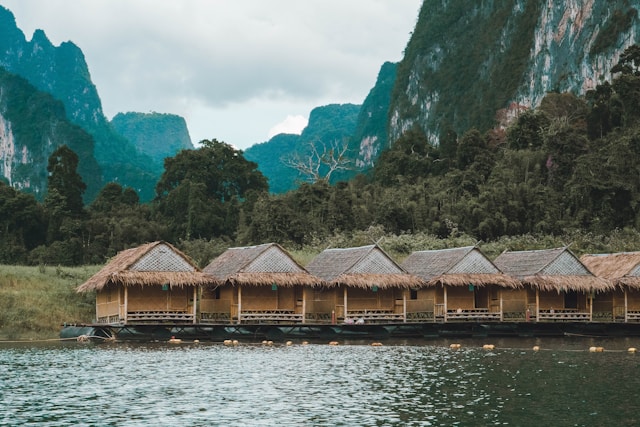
xmin=4 ymin=48 xmax=640 ymax=266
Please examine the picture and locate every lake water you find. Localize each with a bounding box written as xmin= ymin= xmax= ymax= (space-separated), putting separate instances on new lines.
xmin=1 ymin=337 xmax=639 ymax=426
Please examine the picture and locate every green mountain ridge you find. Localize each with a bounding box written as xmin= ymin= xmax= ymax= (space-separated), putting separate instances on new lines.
xmin=111 ymin=112 xmax=194 ymax=166
xmin=244 ymin=103 xmax=361 ymax=193
xmin=0 ymin=5 xmax=189 ymax=202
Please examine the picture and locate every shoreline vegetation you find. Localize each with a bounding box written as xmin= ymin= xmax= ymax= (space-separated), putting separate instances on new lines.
xmin=4 ymin=229 xmax=640 ymax=341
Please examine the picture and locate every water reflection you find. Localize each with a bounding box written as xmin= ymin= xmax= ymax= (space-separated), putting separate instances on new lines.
xmin=0 ymin=338 xmax=639 ymax=426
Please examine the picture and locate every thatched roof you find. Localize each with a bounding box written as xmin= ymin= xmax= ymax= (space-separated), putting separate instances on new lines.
xmin=401 ymin=246 xmax=520 ymax=288
xmin=581 ymin=252 xmax=640 ymax=289
xmin=77 ymin=241 xmax=214 ymax=292
xmin=494 ymin=247 xmax=612 ymax=292
xmin=203 ymin=243 xmax=321 ymax=287
xmin=306 ymin=244 xmax=424 ymax=289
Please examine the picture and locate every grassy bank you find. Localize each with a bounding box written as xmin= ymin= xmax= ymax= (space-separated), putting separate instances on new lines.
xmin=0 ymin=264 xmax=101 ymax=340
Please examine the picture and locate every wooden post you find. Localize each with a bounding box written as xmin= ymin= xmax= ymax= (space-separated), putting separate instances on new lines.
xmin=123 ymin=286 xmax=128 ymax=324
xmin=625 ymin=290 xmax=629 ymax=323
xmin=535 ymin=289 xmax=540 ymax=322
xmin=589 ymin=293 xmax=593 ymax=322
xmin=237 ymin=286 xmax=242 ymax=325
xmin=192 ymin=286 xmax=198 ymax=324
xmin=403 ymin=292 xmax=407 ymax=323
xmin=443 ymin=286 xmax=448 ymax=322
xmin=343 ymin=287 xmax=348 ymax=319
xmin=302 ymin=287 xmax=307 ymax=324
xmin=499 ymin=290 xmax=503 ymax=322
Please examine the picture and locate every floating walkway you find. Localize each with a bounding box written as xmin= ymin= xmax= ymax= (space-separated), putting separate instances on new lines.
xmin=60 ymin=321 xmax=640 ymax=342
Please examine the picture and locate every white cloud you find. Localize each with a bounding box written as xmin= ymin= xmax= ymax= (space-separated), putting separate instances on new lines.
xmin=268 ymin=115 xmax=308 ymax=139
xmin=1 ymin=0 xmax=422 ymax=149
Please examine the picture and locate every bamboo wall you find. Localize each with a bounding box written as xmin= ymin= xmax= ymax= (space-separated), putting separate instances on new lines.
xmin=309 ymin=287 xmax=338 ymax=317
xmin=127 ymin=285 xmax=190 ymax=311
xmin=200 ymin=285 xmax=235 ymax=315
xmin=95 ymin=285 xmax=120 ymax=320
xmin=628 ymin=289 xmax=640 ymax=311
xmin=347 ymin=288 xmax=396 ymax=310
xmin=538 ymin=292 xmax=564 ymax=310
xmin=446 ymin=286 xmax=475 ymax=310
xmin=406 ymin=288 xmax=435 ymax=314
xmin=501 ymin=289 xmax=528 ymax=313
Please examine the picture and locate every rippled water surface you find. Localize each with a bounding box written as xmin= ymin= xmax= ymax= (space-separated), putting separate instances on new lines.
xmin=1 ymin=337 xmax=640 ymax=426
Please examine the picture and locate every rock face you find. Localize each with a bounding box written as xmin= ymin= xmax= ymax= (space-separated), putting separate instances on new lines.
xmin=0 ymin=68 xmax=102 ymax=200
xmin=111 ymin=112 xmax=194 ymax=166
xmin=387 ymin=0 xmax=640 ymax=145
xmin=0 ymin=5 xmax=161 ymax=201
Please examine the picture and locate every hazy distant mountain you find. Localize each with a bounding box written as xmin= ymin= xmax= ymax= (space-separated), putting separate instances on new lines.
xmin=111 ymin=112 xmax=194 ymax=166
xmin=244 ymin=104 xmax=361 ymax=193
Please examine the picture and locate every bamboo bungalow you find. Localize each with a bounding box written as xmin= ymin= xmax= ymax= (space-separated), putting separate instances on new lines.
xmin=401 ymin=246 xmax=521 ymax=322
xmin=581 ymin=252 xmax=640 ymax=322
xmin=494 ymin=247 xmax=611 ymax=322
xmin=77 ymin=241 xmax=213 ymax=324
xmin=201 ymin=243 xmax=322 ymax=324
xmin=305 ymin=245 xmax=423 ymax=323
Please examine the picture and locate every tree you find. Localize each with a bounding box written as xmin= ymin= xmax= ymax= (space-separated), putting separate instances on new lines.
xmin=46 ymin=145 xmax=86 ymax=217
xmin=156 ymin=139 xmax=268 ymax=201
xmin=155 ymin=139 xmax=268 ymax=240
xmin=612 ymin=44 xmax=640 ymax=126
xmin=283 ymin=139 xmax=354 ymax=184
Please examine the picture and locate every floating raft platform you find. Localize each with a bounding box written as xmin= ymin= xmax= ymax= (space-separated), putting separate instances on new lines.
xmin=61 ymin=321 xmax=640 ymax=342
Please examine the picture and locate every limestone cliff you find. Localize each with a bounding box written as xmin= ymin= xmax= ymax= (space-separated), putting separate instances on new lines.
xmin=388 ymin=0 xmax=640 ymax=145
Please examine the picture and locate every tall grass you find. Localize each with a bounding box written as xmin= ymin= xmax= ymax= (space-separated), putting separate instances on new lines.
xmin=0 ymin=264 xmax=101 ymax=340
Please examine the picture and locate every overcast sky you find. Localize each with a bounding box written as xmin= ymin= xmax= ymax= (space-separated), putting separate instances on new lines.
xmin=2 ymin=1 xmax=422 ymax=150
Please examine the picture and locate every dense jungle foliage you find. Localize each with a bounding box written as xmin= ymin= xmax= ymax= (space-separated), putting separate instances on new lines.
xmin=5 ymin=47 xmax=640 ymax=266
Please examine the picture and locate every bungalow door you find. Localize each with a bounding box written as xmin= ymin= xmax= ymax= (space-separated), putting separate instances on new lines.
xmin=474 ymin=286 xmax=489 ymax=309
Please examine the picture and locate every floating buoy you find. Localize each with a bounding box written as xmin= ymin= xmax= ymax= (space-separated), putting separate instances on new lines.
xmin=532 ymin=345 xmax=540 ymax=352
xmin=329 ymin=341 xmax=339 ymax=346
xmin=629 ymin=347 xmax=637 ymax=353
xmin=371 ymin=342 xmax=383 ymax=346
xmin=301 ymin=341 xmax=309 ymax=346
xmin=232 ymin=340 xmax=239 ymax=346
xmin=589 ymin=346 xmax=604 ymax=352
xmin=223 ymin=339 xmax=233 ymax=346
xmin=193 ymin=339 xmax=200 ymax=344
xmin=449 ymin=343 xmax=461 ymax=349
xmin=76 ymin=335 xmax=90 ymax=343
xmin=482 ymin=344 xmax=495 ymax=350
xmin=168 ymin=336 xmax=182 ymax=344
xmin=261 ymin=340 xmax=268 ymax=345
xmin=286 ymin=341 xmax=293 ymax=346
xmin=266 ymin=340 xmax=274 ymax=346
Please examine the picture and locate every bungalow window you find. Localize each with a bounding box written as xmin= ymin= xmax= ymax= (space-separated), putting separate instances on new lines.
xmin=214 ymin=287 xmax=221 ymax=300
xmin=410 ymin=289 xmax=418 ymax=300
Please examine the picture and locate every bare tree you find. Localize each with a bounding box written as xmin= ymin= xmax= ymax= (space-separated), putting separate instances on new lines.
xmin=282 ymin=139 xmax=353 ymax=183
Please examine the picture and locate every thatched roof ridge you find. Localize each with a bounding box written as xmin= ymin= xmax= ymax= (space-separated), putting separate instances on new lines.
xmin=427 ymin=273 xmax=521 ymax=288
xmin=581 ymin=252 xmax=640 ymax=289
xmin=493 ymin=247 xmax=567 ymax=277
xmin=77 ymin=241 xmax=212 ymax=292
xmin=204 ymin=243 xmax=320 ymax=287
xmin=306 ymin=244 xmax=423 ymax=288
xmin=494 ymin=247 xmax=611 ymax=292
xmin=306 ymin=245 xmax=376 ymax=281
xmin=223 ymin=272 xmax=322 ymax=287
xmin=330 ymin=273 xmax=424 ymax=289
xmin=520 ymin=275 xmax=613 ymax=292
xmin=401 ymin=246 xmax=475 ymax=279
